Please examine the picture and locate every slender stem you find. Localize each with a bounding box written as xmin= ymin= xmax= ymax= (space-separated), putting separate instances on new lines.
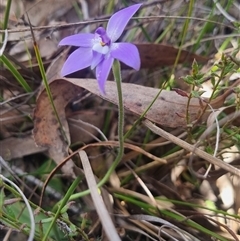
xmin=97 ymin=60 xmax=124 ymax=184
xmin=42 ymin=176 xmax=83 ymax=241
xmin=25 ymin=12 xmax=69 ymax=144
xmin=59 ymin=60 xmax=125 ymax=202
xmin=168 ymin=0 xmax=195 ymax=83
xmin=2 ymin=0 xmax=12 ymax=35
xmin=33 ymin=44 xmax=69 ymax=143
xmin=42 ymin=61 xmax=125 ymax=239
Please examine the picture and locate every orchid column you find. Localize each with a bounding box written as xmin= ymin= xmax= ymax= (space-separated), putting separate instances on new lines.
xmin=59 ymin=4 xmax=141 ymax=181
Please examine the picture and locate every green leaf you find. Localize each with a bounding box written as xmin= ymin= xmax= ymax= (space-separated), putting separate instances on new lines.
xmin=0 ymin=55 xmax=32 ymax=92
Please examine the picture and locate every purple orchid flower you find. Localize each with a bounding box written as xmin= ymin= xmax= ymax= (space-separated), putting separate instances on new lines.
xmin=59 ymin=4 xmax=141 ymax=93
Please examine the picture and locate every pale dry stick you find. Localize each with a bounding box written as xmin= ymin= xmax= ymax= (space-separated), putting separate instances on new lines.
xmin=158 ymin=225 xmax=189 ymax=241
xmin=143 ymin=119 xmax=240 ymax=177
xmin=68 ymin=118 xmax=108 ymax=141
xmin=213 ymin=0 xmax=236 ymax=22
xmin=79 ymin=150 xmax=121 ymax=241
xmin=119 ymin=149 xmax=185 ymax=178
xmin=183 ymin=33 xmax=240 ymax=48
xmin=189 ymin=109 xmax=240 ymax=178
xmin=110 ymin=187 xmax=175 ymax=211
xmin=2 ymin=19 xmax=104 ymax=34
xmin=1 ymin=92 xmax=33 ymax=106
xmin=191 ymin=102 xmax=221 ymax=179
xmin=127 ymin=131 xmax=187 ymax=147
xmin=3 ymin=228 xmax=13 ymax=241
xmin=124 ymin=162 xmax=157 ymax=205
xmin=0 ymin=29 xmax=8 ymax=56
xmin=0 ymin=16 xmax=234 ymax=34
xmin=233 ymin=1 xmax=240 ymax=12
xmin=81 ymin=141 xmax=167 ymax=163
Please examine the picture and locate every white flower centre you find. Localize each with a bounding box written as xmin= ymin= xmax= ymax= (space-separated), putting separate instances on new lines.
xmin=92 ymin=42 xmax=110 ymax=54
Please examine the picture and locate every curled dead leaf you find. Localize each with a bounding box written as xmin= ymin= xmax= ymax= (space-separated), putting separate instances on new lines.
xmin=33 ymin=80 xmax=80 ymax=176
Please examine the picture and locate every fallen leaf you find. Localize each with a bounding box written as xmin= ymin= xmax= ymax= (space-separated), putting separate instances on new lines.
xmin=33 ymin=78 xmax=237 ymax=173
xmin=62 ymin=78 xmax=204 ymax=128
xmin=63 ymin=78 xmax=239 ymax=128
xmin=134 ymin=43 xmax=208 ymax=69
xmin=33 ymin=80 xmax=80 ymax=176
xmin=0 ymin=136 xmax=47 ymax=160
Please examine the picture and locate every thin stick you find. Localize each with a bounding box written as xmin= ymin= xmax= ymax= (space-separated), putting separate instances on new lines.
xmin=79 ymin=150 xmax=121 ymax=241
xmin=143 ymin=119 xmax=240 ymax=177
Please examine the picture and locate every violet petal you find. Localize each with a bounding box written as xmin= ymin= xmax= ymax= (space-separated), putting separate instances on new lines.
xmin=107 ymin=4 xmax=142 ymax=42
xmin=96 ymin=56 xmax=114 ymax=94
xmin=91 ymin=51 xmax=104 ymax=69
xmin=59 ymin=33 xmax=94 ymax=47
xmin=110 ymin=42 xmax=140 ymax=70
xmin=61 ymin=47 xmax=92 ymax=76
xmin=95 ymin=27 xmax=111 ymax=45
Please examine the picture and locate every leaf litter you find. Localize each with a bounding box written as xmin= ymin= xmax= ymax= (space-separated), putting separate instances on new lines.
xmin=1 ymin=0 xmax=240 ymax=240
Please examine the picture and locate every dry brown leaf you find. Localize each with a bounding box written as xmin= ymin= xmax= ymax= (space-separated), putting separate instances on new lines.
xmin=33 ymin=78 xmax=237 ymax=175
xmin=64 ymin=78 xmax=239 ymax=127
xmin=0 ymin=136 xmax=47 ymax=160
xmin=62 ymin=78 xmax=204 ymax=128
xmin=33 ymin=80 xmax=80 ymax=176
xmin=134 ymin=43 xmax=208 ymax=69
xmin=35 ymin=77 xmax=198 ymax=177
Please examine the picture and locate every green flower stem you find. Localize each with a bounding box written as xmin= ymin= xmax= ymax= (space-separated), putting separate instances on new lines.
xmin=89 ymin=60 xmax=124 ymax=186
xmin=47 ymin=61 xmax=124 ymax=237
xmin=57 ymin=60 xmax=125 ymax=203
xmin=42 ymin=176 xmax=83 ymax=241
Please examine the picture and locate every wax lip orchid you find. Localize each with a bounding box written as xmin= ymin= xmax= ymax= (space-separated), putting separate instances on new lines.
xmin=59 ymin=4 xmax=142 ymax=93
